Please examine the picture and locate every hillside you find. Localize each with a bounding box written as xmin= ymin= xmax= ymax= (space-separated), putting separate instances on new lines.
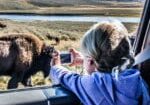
xmin=26 ymin=0 xmax=95 ymax=6
xmin=27 ymin=0 xmax=143 ymax=7
xmin=0 ymin=0 xmax=143 ymax=17
xmin=0 ymin=0 xmax=143 ymax=9
xmin=0 ymin=0 xmax=37 ymax=10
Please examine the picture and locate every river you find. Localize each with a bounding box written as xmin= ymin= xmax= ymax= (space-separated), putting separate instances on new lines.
xmin=0 ymin=14 xmax=140 ymax=23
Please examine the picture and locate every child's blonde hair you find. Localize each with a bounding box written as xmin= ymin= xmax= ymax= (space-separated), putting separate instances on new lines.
xmin=81 ymin=21 xmax=134 ymax=72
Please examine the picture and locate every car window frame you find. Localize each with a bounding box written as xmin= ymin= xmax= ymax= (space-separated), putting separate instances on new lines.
xmin=133 ymin=0 xmax=150 ymax=55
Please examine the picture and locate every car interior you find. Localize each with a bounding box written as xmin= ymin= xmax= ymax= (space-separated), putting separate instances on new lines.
xmin=0 ymin=0 xmax=149 ymax=105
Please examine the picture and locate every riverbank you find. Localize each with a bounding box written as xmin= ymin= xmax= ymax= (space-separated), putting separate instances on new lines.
xmin=0 ymin=7 xmax=143 ymax=17
xmin=0 ymin=15 xmax=140 ymax=24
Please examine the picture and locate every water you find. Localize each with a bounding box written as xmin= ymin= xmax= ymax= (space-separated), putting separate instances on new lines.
xmin=0 ymin=14 xmax=140 ymax=23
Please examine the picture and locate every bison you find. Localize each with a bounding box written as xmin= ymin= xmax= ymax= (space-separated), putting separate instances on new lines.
xmin=0 ymin=33 xmax=54 ymax=89
xmin=0 ymin=22 xmax=6 ymax=28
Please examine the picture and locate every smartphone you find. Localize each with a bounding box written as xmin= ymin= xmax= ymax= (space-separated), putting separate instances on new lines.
xmin=60 ymin=52 xmax=72 ymax=64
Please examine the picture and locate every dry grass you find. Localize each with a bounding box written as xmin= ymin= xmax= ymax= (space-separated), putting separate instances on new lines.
xmin=0 ymin=20 xmax=93 ymax=46
xmin=0 ymin=19 xmax=138 ymax=41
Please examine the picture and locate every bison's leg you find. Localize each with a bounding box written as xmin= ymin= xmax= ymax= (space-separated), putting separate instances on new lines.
xmin=7 ymin=71 xmax=24 ymax=89
xmin=21 ymin=70 xmax=33 ymax=87
xmin=21 ymin=77 xmax=32 ymax=87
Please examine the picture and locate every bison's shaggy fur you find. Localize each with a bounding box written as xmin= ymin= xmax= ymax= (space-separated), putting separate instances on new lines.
xmin=0 ymin=33 xmax=54 ymax=89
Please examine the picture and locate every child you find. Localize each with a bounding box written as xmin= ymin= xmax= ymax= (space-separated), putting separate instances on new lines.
xmin=50 ymin=21 xmax=150 ymax=105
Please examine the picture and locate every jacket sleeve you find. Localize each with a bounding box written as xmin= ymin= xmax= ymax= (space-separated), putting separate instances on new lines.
xmin=49 ymin=65 xmax=94 ymax=103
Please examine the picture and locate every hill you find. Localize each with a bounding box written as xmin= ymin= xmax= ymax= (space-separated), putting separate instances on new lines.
xmin=0 ymin=0 xmax=37 ymax=10
xmin=0 ymin=0 xmax=143 ymax=17
xmin=26 ymin=0 xmax=142 ymax=7
xmin=0 ymin=0 xmax=142 ymax=9
xmin=26 ymin=0 xmax=95 ymax=6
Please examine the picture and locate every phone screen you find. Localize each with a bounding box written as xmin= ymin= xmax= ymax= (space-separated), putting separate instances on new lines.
xmin=60 ymin=53 xmax=72 ymax=64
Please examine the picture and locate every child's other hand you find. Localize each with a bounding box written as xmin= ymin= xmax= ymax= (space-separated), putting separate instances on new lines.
xmin=51 ymin=50 xmax=61 ymax=66
xmin=69 ymin=48 xmax=83 ymax=66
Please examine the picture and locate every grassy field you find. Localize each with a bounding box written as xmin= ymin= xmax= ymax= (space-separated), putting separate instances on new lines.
xmin=0 ymin=0 xmax=144 ymax=17
xmin=0 ymin=20 xmax=94 ymax=50
xmin=0 ymin=19 xmax=138 ymax=90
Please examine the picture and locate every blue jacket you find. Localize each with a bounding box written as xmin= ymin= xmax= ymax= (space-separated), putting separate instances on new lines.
xmin=50 ymin=65 xmax=150 ymax=105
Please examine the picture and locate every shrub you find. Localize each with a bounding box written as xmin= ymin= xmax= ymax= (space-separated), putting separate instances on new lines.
xmin=61 ymin=35 xmax=69 ymax=41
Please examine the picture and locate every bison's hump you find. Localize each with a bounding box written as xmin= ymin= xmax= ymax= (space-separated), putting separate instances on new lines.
xmin=0 ymin=33 xmax=44 ymax=55
xmin=15 ymin=38 xmax=33 ymax=68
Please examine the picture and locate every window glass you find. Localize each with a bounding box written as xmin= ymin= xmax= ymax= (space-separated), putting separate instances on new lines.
xmin=0 ymin=0 xmax=145 ymax=90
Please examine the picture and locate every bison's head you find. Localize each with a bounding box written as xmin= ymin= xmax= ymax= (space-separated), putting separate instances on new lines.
xmin=40 ymin=45 xmax=55 ymax=77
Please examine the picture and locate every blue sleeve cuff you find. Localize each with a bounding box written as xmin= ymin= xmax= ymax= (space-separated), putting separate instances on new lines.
xmin=49 ymin=65 xmax=70 ymax=85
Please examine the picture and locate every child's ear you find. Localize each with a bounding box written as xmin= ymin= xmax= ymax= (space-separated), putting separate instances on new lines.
xmin=90 ymin=60 xmax=94 ymax=65
xmin=87 ymin=57 xmax=94 ymax=65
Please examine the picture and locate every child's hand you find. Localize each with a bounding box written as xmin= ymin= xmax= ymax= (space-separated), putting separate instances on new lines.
xmin=69 ymin=48 xmax=83 ymax=66
xmin=51 ymin=50 xmax=61 ymax=66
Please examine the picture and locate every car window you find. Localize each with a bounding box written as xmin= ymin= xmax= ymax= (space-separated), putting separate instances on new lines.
xmin=0 ymin=0 xmax=146 ymax=90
